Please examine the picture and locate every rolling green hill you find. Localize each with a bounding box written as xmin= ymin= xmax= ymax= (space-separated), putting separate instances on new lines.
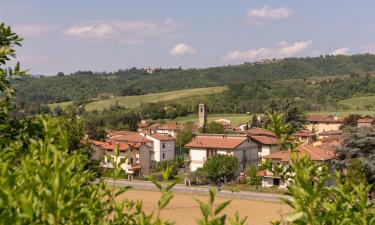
xmin=49 ymin=86 xmax=227 ymax=111
xmin=338 ymin=96 xmax=375 ymax=111
xmin=15 ymin=54 xmax=375 ymax=108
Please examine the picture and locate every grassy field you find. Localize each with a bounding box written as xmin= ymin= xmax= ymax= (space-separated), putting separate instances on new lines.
xmin=171 ymin=110 xmax=375 ymax=126
xmin=48 ymin=86 xmax=227 ymax=111
xmin=307 ymin=110 xmax=375 ymax=116
xmin=172 ymin=113 xmax=252 ymax=125
xmin=119 ymin=189 xmax=289 ymax=225
xmin=338 ymin=96 xmax=375 ymax=111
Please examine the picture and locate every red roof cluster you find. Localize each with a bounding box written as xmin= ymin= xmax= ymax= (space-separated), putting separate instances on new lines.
xmin=249 ymin=135 xmax=278 ymax=145
xmin=185 ymin=135 xmax=247 ymax=149
xmin=264 ymin=144 xmax=335 ymax=162
xmin=109 ymin=131 xmax=150 ymax=143
xmin=307 ymin=115 xmax=344 ymax=123
xmin=239 ymin=128 xmax=276 ymax=137
xmin=358 ymin=118 xmax=374 ymax=123
xmin=92 ymin=140 xmax=130 ymax=152
xmin=292 ymin=129 xmax=316 ymax=138
xmin=152 ymin=123 xmax=180 ymax=131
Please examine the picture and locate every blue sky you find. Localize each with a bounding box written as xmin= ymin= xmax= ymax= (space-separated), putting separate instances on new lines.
xmin=1 ymin=0 xmax=375 ymax=75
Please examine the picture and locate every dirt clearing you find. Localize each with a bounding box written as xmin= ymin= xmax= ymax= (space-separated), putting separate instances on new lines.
xmin=118 ymin=189 xmax=290 ymax=225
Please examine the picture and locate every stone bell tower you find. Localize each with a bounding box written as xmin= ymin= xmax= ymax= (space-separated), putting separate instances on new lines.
xmin=198 ymin=103 xmax=207 ymax=129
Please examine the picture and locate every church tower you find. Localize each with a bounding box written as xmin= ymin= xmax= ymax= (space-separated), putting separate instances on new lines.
xmin=198 ymin=103 xmax=207 ymax=129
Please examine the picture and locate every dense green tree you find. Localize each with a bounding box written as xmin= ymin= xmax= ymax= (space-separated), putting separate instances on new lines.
xmin=206 ymin=121 xmax=225 ymax=134
xmin=250 ymin=114 xmax=258 ymax=128
xmin=176 ymin=121 xmax=194 ymax=155
xmin=340 ymin=114 xmax=362 ymax=128
xmin=245 ymin=164 xmax=261 ymax=186
xmin=345 ymin=159 xmax=368 ymax=187
xmin=335 ymin=126 xmax=375 ymax=184
xmin=202 ymin=154 xmax=239 ymax=183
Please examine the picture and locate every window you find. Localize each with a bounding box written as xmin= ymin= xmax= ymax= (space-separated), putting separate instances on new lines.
xmin=128 ymin=158 xmax=133 ymax=165
xmin=273 ymin=178 xmax=280 ymax=186
xmin=162 ymin=143 xmax=165 ymax=148
xmin=162 ymin=153 xmax=165 ymax=159
xmin=207 ymin=149 xmax=217 ymax=158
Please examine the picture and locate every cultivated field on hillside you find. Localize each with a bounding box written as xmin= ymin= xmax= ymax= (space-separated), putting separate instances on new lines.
xmin=307 ymin=110 xmax=375 ymax=116
xmin=120 ymin=189 xmax=289 ymax=225
xmin=338 ymin=96 xmax=375 ymax=111
xmin=48 ymin=86 xmax=227 ymax=111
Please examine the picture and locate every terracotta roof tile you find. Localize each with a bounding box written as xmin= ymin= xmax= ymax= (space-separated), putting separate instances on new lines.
xmin=358 ymin=118 xmax=374 ymax=123
xmin=152 ymin=123 xmax=180 ymax=130
xmin=239 ymin=128 xmax=276 ymax=137
xmin=185 ymin=135 xmax=247 ymax=149
xmin=109 ymin=131 xmax=150 ymax=143
xmin=249 ymin=135 xmax=278 ymax=145
xmin=307 ymin=115 xmax=344 ymax=123
xmin=264 ymin=144 xmax=335 ymax=162
xmin=148 ymin=134 xmax=175 ymax=141
xmin=92 ymin=140 xmax=130 ymax=152
xmin=292 ymin=129 xmax=316 ymax=138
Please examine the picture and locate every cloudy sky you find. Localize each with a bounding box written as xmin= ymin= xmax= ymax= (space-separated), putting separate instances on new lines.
xmin=1 ymin=0 xmax=375 ymax=75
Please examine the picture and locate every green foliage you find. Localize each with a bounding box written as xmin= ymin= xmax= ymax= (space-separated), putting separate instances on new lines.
xmin=263 ymin=112 xmax=375 ymax=225
xmin=276 ymin=154 xmax=375 ymax=225
xmin=266 ymin=112 xmax=298 ymax=151
xmin=205 ymin=121 xmax=225 ymax=134
xmin=195 ymin=189 xmax=247 ymax=225
xmin=340 ymin=114 xmax=362 ymax=128
xmin=335 ymin=126 xmax=375 ymax=184
xmin=245 ymin=164 xmax=261 ymax=186
xmin=263 ymin=100 xmax=306 ymax=133
xmin=345 ymin=158 xmax=367 ymax=187
xmin=0 ymin=22 xmax=250 ymax=225
xmin=151 ymin=156 xmax=184 ymax=179
xmin=176 ymin=121 xmax=194 ymax=155
xmin=202 ymin=154 xmax=239 ymax=182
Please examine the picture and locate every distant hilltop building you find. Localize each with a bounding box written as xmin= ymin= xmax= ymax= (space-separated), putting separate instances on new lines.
xmin=145 ymin=67 xmax=155 ymax=74
xmin=198 ymin=104 xmax=207 ymax=129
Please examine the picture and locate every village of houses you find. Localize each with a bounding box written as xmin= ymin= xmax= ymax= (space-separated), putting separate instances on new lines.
xmin=91 ymin=103 xmax=374 ymax=189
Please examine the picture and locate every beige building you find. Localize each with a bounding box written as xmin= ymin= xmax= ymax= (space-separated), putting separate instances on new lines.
xmin=185 ymin=134 xmax=258 ymax=172
xmin=357 ymin=118 xmax=374 ymax=127
xmin=92 ymin=140 xmax=151 ymax=176
xmin=306 ymin=115 xmax=343 ymax=134
xmin=259 ymin=144 xmax=336 ymax=188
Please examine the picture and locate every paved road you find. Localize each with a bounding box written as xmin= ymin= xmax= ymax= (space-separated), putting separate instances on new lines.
xmin=105 ymin=179 xmax=284 ymax=202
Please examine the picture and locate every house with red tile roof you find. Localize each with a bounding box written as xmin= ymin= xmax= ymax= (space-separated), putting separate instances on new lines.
xmin=358 ymin=118 xmax=374 ymax=127
xmin=248 ymin=135 xmax=279 ymax=163
xmin=92 ymin=140 xmax=151 ymax=176
xmin=93 ymin=130 xmax=176 ymax=176
xmin=184 ymin=134 xmax=258 ymax=172
xmin=109 ymin=130 xmax=175 ymax=162
xmin=259 ymin=144 xmax=336 ymax=188
xmin=291 ymin=129 xmax=317 ymax=144
xmin=140 ymin=132 xmax=175 ymax=161
xmin=306 ymin=115 xmax=343 ymax=134
xmin=148 ymin=122 xmax=181 ymax=137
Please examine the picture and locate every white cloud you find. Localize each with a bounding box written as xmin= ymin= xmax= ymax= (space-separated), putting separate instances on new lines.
xmin=331 ymin=47 xmax=349 ymax=56
xmin=63 ymin=19 xmax=180 ymax=44
xmin=13 ymin=25 xmax=56 ymax=37
xmin=169 ymin=43 xmax=196 ymax=57
xmin=65 ymin=25 xmax=116 ymax=39
xmin=247 ymin=6 xmax=291 ymax=24
xmin=223 ymin=40 xmax=312 ymax=61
